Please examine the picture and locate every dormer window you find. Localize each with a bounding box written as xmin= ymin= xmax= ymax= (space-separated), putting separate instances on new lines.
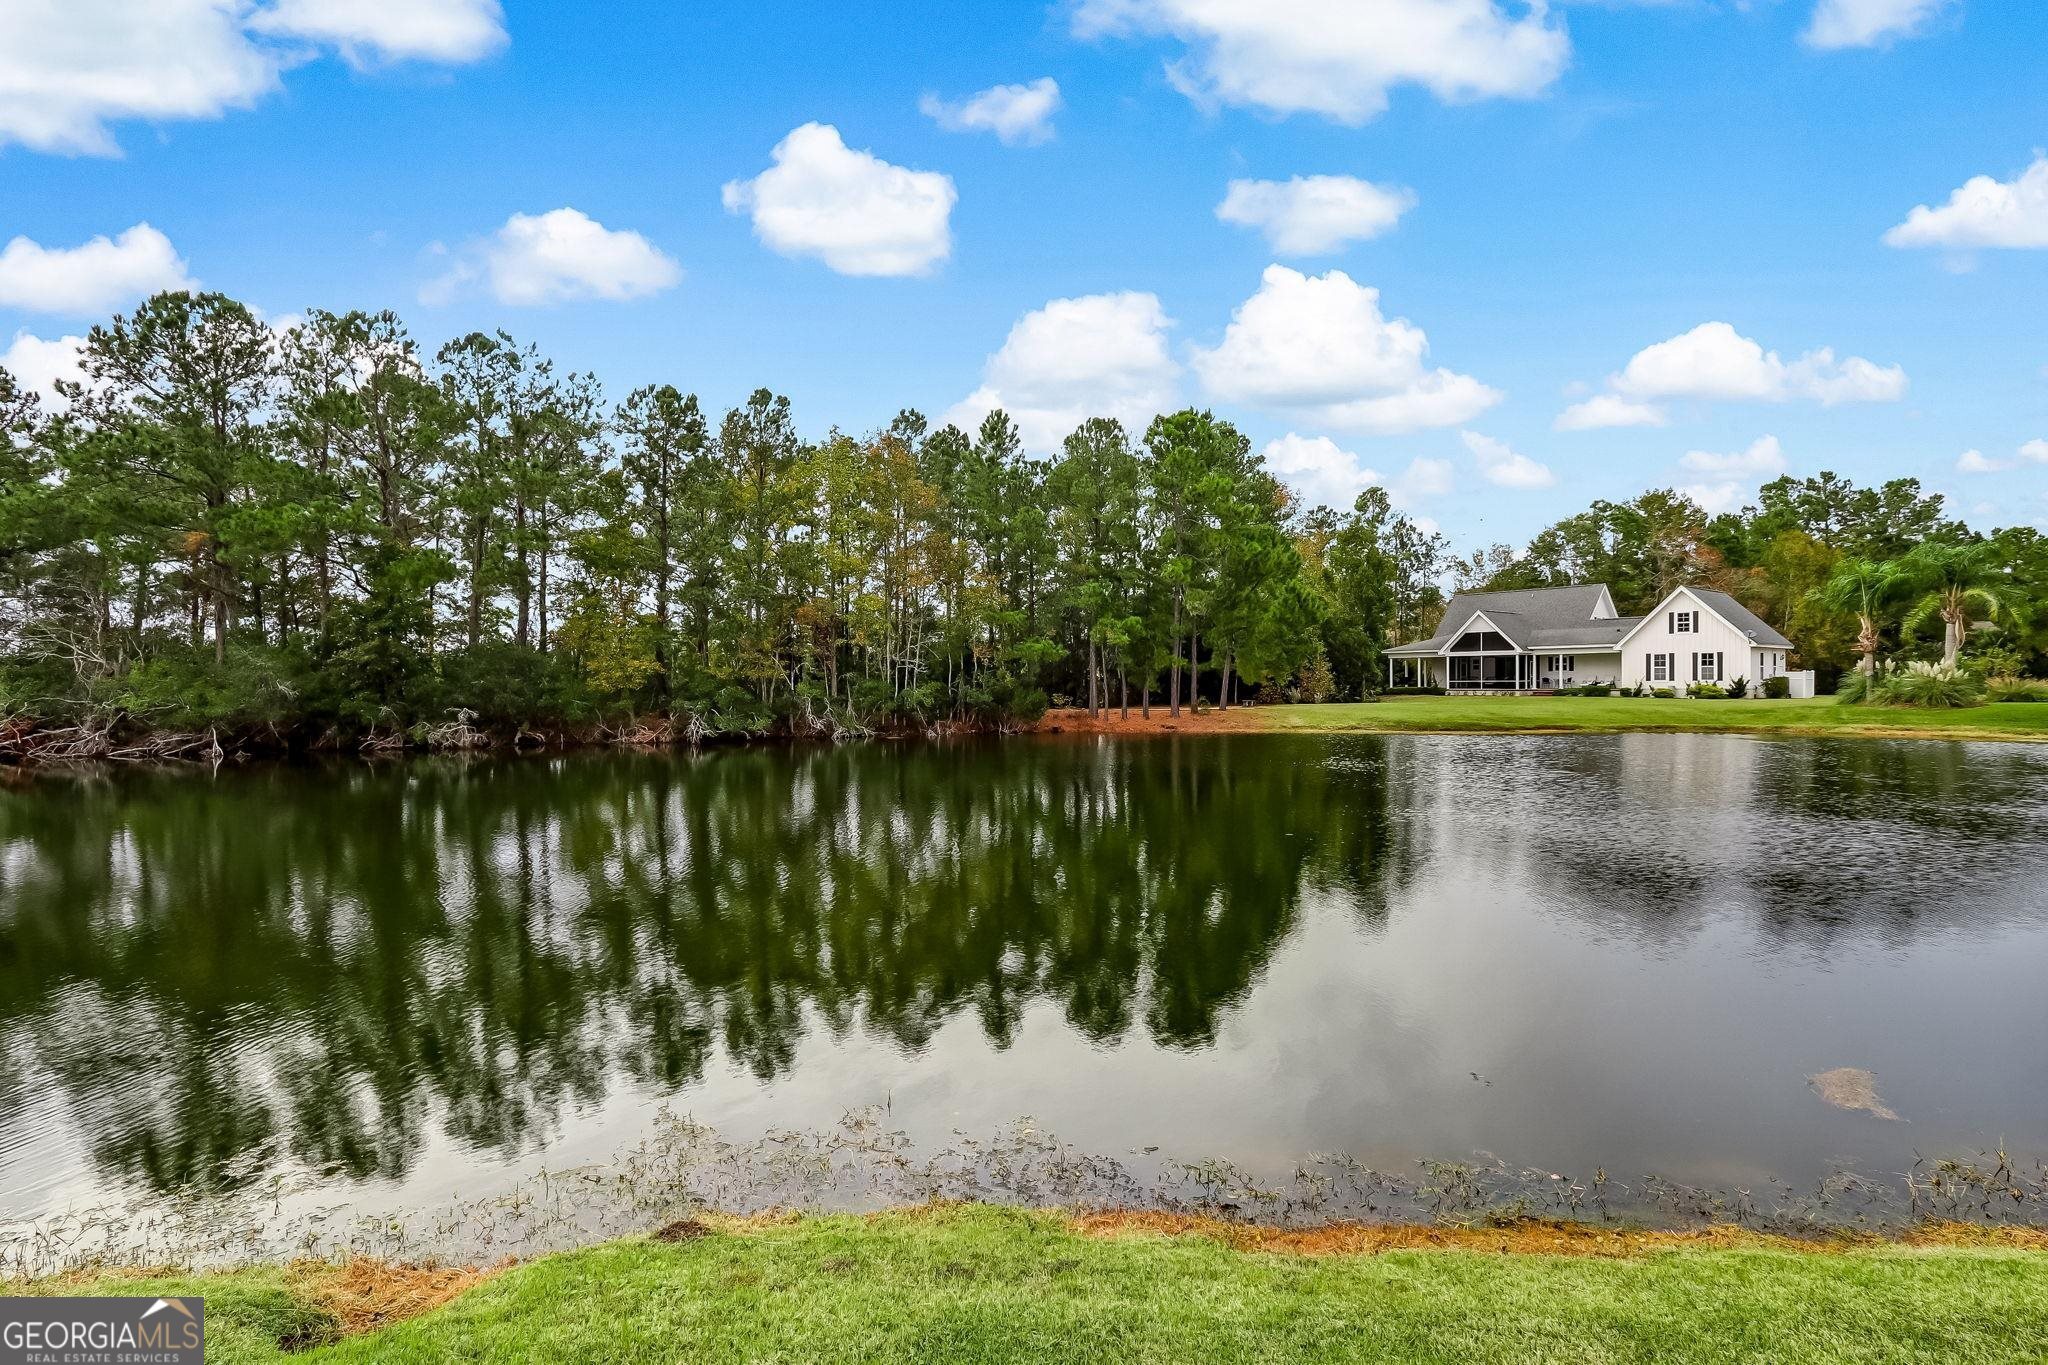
xmin=1670 ymin=610 xmax=1698 ymax=634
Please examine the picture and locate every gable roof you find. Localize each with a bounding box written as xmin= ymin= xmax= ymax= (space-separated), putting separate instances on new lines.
xmin=1686 ymin=588 xmax=1793 ymax=648
xmin=1390 ymin=584 xmax=1637 ymax=655
xmin=1442 ymin=606 xmax=1526 ymax=647
xmin=1613 ymin=586 xmax=1794 ymax=651
xmin=1388 ymin=581 xmax=1795 ymax=657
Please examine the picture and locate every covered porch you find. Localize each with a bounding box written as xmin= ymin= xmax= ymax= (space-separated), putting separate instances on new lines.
xmin=1387 ymin=650 xmax=1545 ymax=692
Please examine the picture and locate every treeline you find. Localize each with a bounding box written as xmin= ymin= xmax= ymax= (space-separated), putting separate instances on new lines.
xmin=1452 ymin=476 xmax=2048 ymax=686
xmin=6 ymin=291 xmax=2039 ymax=753
xmin=0 ymin=291 xmax=1445 ymax=751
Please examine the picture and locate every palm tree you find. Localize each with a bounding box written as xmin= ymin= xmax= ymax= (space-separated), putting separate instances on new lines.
xmin=1897 ymin=540 xmax=2015 ymax=669
xmin=1810 ymin=556 xmax=1902 ymax=675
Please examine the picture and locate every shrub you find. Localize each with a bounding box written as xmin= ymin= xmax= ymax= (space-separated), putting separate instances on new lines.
xmin=1296 ymin=649 xmax=1336 ymax=703
xmin=1651 ymin=687 xmax=1677 ymax=699
xmin=1875 ymin=661 xmax=1984 ymax=709
xmin=1831 ymin=670 xmax=1872 ymax=704
xmin=1688 ymin=683 xmax=1727 ymax=699
xmin=1562 ymin=682 xmax=1614 ymax=697
xmin=1965 ymin=643 xmax=2028 ymax=680
xmin=110 ymin=642 xmax=312 ymax=732
xmin=1763 ymin=675 xmax=1790 ymax=700
xmin=1986 ymin=676 xmax=2048 ymax=703
xmin=1726 ymin=676 xmax=1749 ymax=699
xmin=434 ymin=640 xmax=596 ymax=733
xmin=1382 ymin=685 xmax=1447 ymax=697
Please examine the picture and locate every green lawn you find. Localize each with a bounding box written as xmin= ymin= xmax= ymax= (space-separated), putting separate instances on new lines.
xmin=25 ymin=1207 xmax=2048 ymax=1364
xmin=1260 ymin=694 xmax=2048 ymax=740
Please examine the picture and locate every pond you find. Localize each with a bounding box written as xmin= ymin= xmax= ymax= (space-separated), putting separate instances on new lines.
xmin=2 ymin=733 xmax=2046 ymax=1235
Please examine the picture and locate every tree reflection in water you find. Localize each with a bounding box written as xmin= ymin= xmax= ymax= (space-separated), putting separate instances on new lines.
xmin=0 ymin=736 xmax=1408 ymax=1201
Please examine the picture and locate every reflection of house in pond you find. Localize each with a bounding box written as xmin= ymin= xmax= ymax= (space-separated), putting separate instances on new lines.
xmin=1395 ymin=731 xmax=1765 ymax=915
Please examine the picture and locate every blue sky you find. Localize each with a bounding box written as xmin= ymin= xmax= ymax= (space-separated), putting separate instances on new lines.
xmin=1 ymin=0 xmax=2043 ymax=548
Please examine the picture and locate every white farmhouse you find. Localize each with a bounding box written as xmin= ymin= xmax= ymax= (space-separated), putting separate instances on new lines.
xmin=1385 ymin=583 xmax=1805 ymax=694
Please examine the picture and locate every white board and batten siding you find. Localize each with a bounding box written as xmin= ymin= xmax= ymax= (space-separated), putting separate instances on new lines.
xmin=1620 ymin=587 xmax=1790 ymax=690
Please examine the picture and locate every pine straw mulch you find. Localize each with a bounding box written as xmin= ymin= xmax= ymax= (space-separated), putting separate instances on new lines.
xmin=286 ymin=1256 xmax=504 ymax=1337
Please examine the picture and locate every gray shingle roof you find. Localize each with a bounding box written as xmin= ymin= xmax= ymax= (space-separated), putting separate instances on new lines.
xmin=1387 ymin=584 xmax=1633 ymax=655
xmin=1386 ymin=582 xmax=1791 ymax=654
xmin=1687 ymin=588 xmax=1792 ymax=648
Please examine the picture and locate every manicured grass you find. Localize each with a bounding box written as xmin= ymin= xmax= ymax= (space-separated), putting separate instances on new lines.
xmin=26 ymin=1206 xmax=2048 ymax=1363
xmin=1262 ymin=694 xmax=2048 ymax=740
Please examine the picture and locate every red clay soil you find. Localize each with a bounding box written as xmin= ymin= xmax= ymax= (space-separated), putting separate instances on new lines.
xmin=1034 ymin=706 xmax=1272 ymax=736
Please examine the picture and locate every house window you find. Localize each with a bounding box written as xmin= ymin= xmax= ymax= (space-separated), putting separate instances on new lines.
xmin=1669 ymin=610 xmax=1698 ymax=634
xmin=1648 ymin=653 xmax=1674 ymax=683
xmin=1693 ymin=652 xmax=1722 ymax=683
xmin=1555 ymin=655 xmax=1576 ymax=673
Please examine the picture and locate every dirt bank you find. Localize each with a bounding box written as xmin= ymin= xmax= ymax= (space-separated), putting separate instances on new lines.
xmin=1033 ymin=705 xmax=1274 ymax=735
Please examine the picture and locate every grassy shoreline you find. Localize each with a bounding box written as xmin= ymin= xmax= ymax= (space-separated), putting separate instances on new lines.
xmin=17 ymin=1207 xmax=2048 ymax=1363
xmin=1042 ymin=695 xmax=2048 ymax=742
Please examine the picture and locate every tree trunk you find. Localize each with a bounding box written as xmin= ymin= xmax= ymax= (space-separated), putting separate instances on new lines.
xmin=1169 ymin=597 xmax=1182 ymax=717
xmin=1219 ymin=650 xmax=1234 ymax=710
xmin=654 ymin=501 xmax=673 ymax=713
xmin=538 ymin=537 xmax=550 ymax=653
xmin=1944 ymin=610 xmax=1963 ymax=669
xmin=467 ymin=516 xmax=486 ymax=648
xmin=130 ymin=563 xmax=150 ymax=647
xmin=514 ymin=498 xmax=531 ymax=648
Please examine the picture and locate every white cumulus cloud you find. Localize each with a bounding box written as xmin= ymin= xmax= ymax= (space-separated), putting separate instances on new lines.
xmin=1190 ymin=265 xmax=1500 ymax=434
xmin=920 ymin=78 xmax=1061 ymax=145
xmin=1263 ymin=433 xmax=1382 ymax=511
xmin=1680 ymin=434 xmax=1786 ymax=478
xmin=1676 ymin=436 xmax=1786 ymax=516
xmin=424 ymin=208 xmax=680 ymax=306
xmin=944 ymin=291 xmax=1179 ymax=454
xmin=1216 ymin=175 xmax=1417 ymax=255
xmin=1072 ymin=0 xmax=1569 ymax=124
xmin=1958 ymin=440 xmax=2048 ymax=474
xmin=1593 ymin=322 xmax=1905 ymax=408
xmin=1885 ymin=155 xmax=2048 ymax=251
xmin=0 ymin=224 xmax=195 ymax=315
xmin=249 ymin=0 xmax=506 ymax=64
xmin=1554 ymin=393 xmax=1667 ymax=431
xmin=1804 ymin=0 xmax=1948 ymax=49
xmin=1463 ymin=430 xmax=1555 ymax=489
xmin=723 ymin=123 xmax=956 ymax=278
xmin=0 ymin=0 xmax=504 ymax=156
xmin=1 ymin=330 xmax=86 ymax=405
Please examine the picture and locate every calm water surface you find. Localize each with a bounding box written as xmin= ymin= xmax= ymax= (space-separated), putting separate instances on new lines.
xmin=3 ymin=733 xmax=2046 ymax=1220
